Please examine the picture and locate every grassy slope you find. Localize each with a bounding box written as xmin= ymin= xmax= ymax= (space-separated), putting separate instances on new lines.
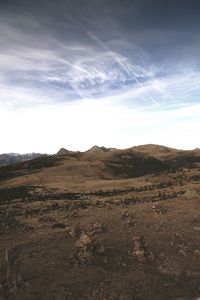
xmin=0 ymin=145 xmax=200 ymax=299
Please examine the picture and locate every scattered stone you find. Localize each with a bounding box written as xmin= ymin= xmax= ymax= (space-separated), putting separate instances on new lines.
xmin=75 ymin=233 xmax=93 ymax=248
xmin=71 ymin=221 xmax=105 ymax=266
xmin=82 ymin=220 xmax=105 ymax=236
xmin=194 ymin=250 xmax=200 ymax=257
xmin=179 ymin=249 xmax=187 ymax=257
xmin=121 ymin=211 xmax=135 ymax=227
xmin=152 ymin=202 xmax=166 ymax=214
xmin=121 ymin=211 xmax=130 ymax=219
xmin=130 ymin=235 xmax=154 ymax=263
xmin=194 ymin=226 xmax=200 ymax=231
xmin=96 ymin=201 xmax=106 ymax=208
xmin=126 ymin=219 xmax=135 ymax=227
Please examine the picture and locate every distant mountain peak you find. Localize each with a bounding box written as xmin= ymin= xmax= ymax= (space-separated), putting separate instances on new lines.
xmin=87 ymin=145 xmax=111 ymax=153
xmin=57 ymin=148 xmax=71 ymax=155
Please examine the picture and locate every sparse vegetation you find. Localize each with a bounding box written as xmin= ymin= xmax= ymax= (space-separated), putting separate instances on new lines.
xmin=0 ymin=145 xmax=200 ymax=299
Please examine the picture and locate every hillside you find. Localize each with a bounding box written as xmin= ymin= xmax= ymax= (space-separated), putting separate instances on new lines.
xmin=0 ymin=144 xmax=200 ymax=300
xmin=0 ymin=153 xmax=44 ymax=167
xmin=1 ymin=144 xmax=199 ymax=191
xmin=131 ymin=144 xmax=182 ymax=159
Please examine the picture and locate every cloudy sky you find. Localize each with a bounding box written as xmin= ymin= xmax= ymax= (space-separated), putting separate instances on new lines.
xmin=0 ymin=0 xmax=200 ymax=154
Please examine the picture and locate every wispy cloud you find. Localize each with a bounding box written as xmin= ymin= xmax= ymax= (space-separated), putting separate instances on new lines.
xmin=0 ymin=4 xmax=200 ymax=153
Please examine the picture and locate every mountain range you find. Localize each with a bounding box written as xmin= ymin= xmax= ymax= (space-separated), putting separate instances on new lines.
xmin=1 ymin=144 xmax=200 ymax=192
xmin=0 ymin=153 xmax=44 ymax=167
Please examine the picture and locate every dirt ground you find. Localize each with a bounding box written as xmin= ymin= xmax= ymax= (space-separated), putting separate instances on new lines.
xmin=1 ymin=146 xmax=200 ymax=300
xmin=0 ymin=165 xmax=200 ymax=300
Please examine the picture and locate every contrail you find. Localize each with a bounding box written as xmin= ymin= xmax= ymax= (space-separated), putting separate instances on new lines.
xmin=62 ymin=57 xmax=93 ymax=100
xmin=112 ymin=50 xmax=164 ymax=111
xmin=67 ymin=14 xmax=164 ymax=110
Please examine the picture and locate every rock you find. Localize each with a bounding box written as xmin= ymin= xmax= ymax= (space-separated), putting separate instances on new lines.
xmin=72 ymin=221 xmax=105 ymax=266
xmin=134 ymin=249 xmax=145 ymax=258
xmin=194 ymin=226 xmax=200 ymax=231
xmin=179 ymin=249 xmax=187 ymax=257
xmin=152 ymin=202 xmax=165 ymax=214
xmin=121 ymin=211 xmax=130 ymax=219
xmin=126 ymin=219 xmax=135 ymax=227
xmin=131 ymin=235 xmax=154 ymax=263
xmin=194 ymin=250 xmax=200 ymax=257
xmin=76 ymin=233 xmax=93 ymax=247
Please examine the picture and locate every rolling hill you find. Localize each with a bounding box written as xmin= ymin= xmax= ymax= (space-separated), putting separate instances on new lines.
xmin=0 ymin=144 xmax=200 ymax=300
xmin=0 ymin=144 xmax=200 ymax=194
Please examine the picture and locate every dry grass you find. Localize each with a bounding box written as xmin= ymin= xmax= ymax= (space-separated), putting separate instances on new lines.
xmin=0 ymin=145 xmax=200 ymax=299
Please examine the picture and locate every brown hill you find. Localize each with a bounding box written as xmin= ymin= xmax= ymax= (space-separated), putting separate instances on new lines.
xmin=131 ymin=144 xmax=182 ymax=159
xmin=0 ymin=144 xmax=200 ymax=192
xmin=0 ymin=144 xmax=200 ymax=300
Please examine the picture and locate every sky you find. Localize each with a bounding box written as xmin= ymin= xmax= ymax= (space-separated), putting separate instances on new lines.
xmin=0 ymin=0 xmax=200 ymax=154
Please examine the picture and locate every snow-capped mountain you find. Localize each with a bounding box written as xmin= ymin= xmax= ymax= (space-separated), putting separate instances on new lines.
xmin=0 ymin=153 xmax=44 ymax=166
